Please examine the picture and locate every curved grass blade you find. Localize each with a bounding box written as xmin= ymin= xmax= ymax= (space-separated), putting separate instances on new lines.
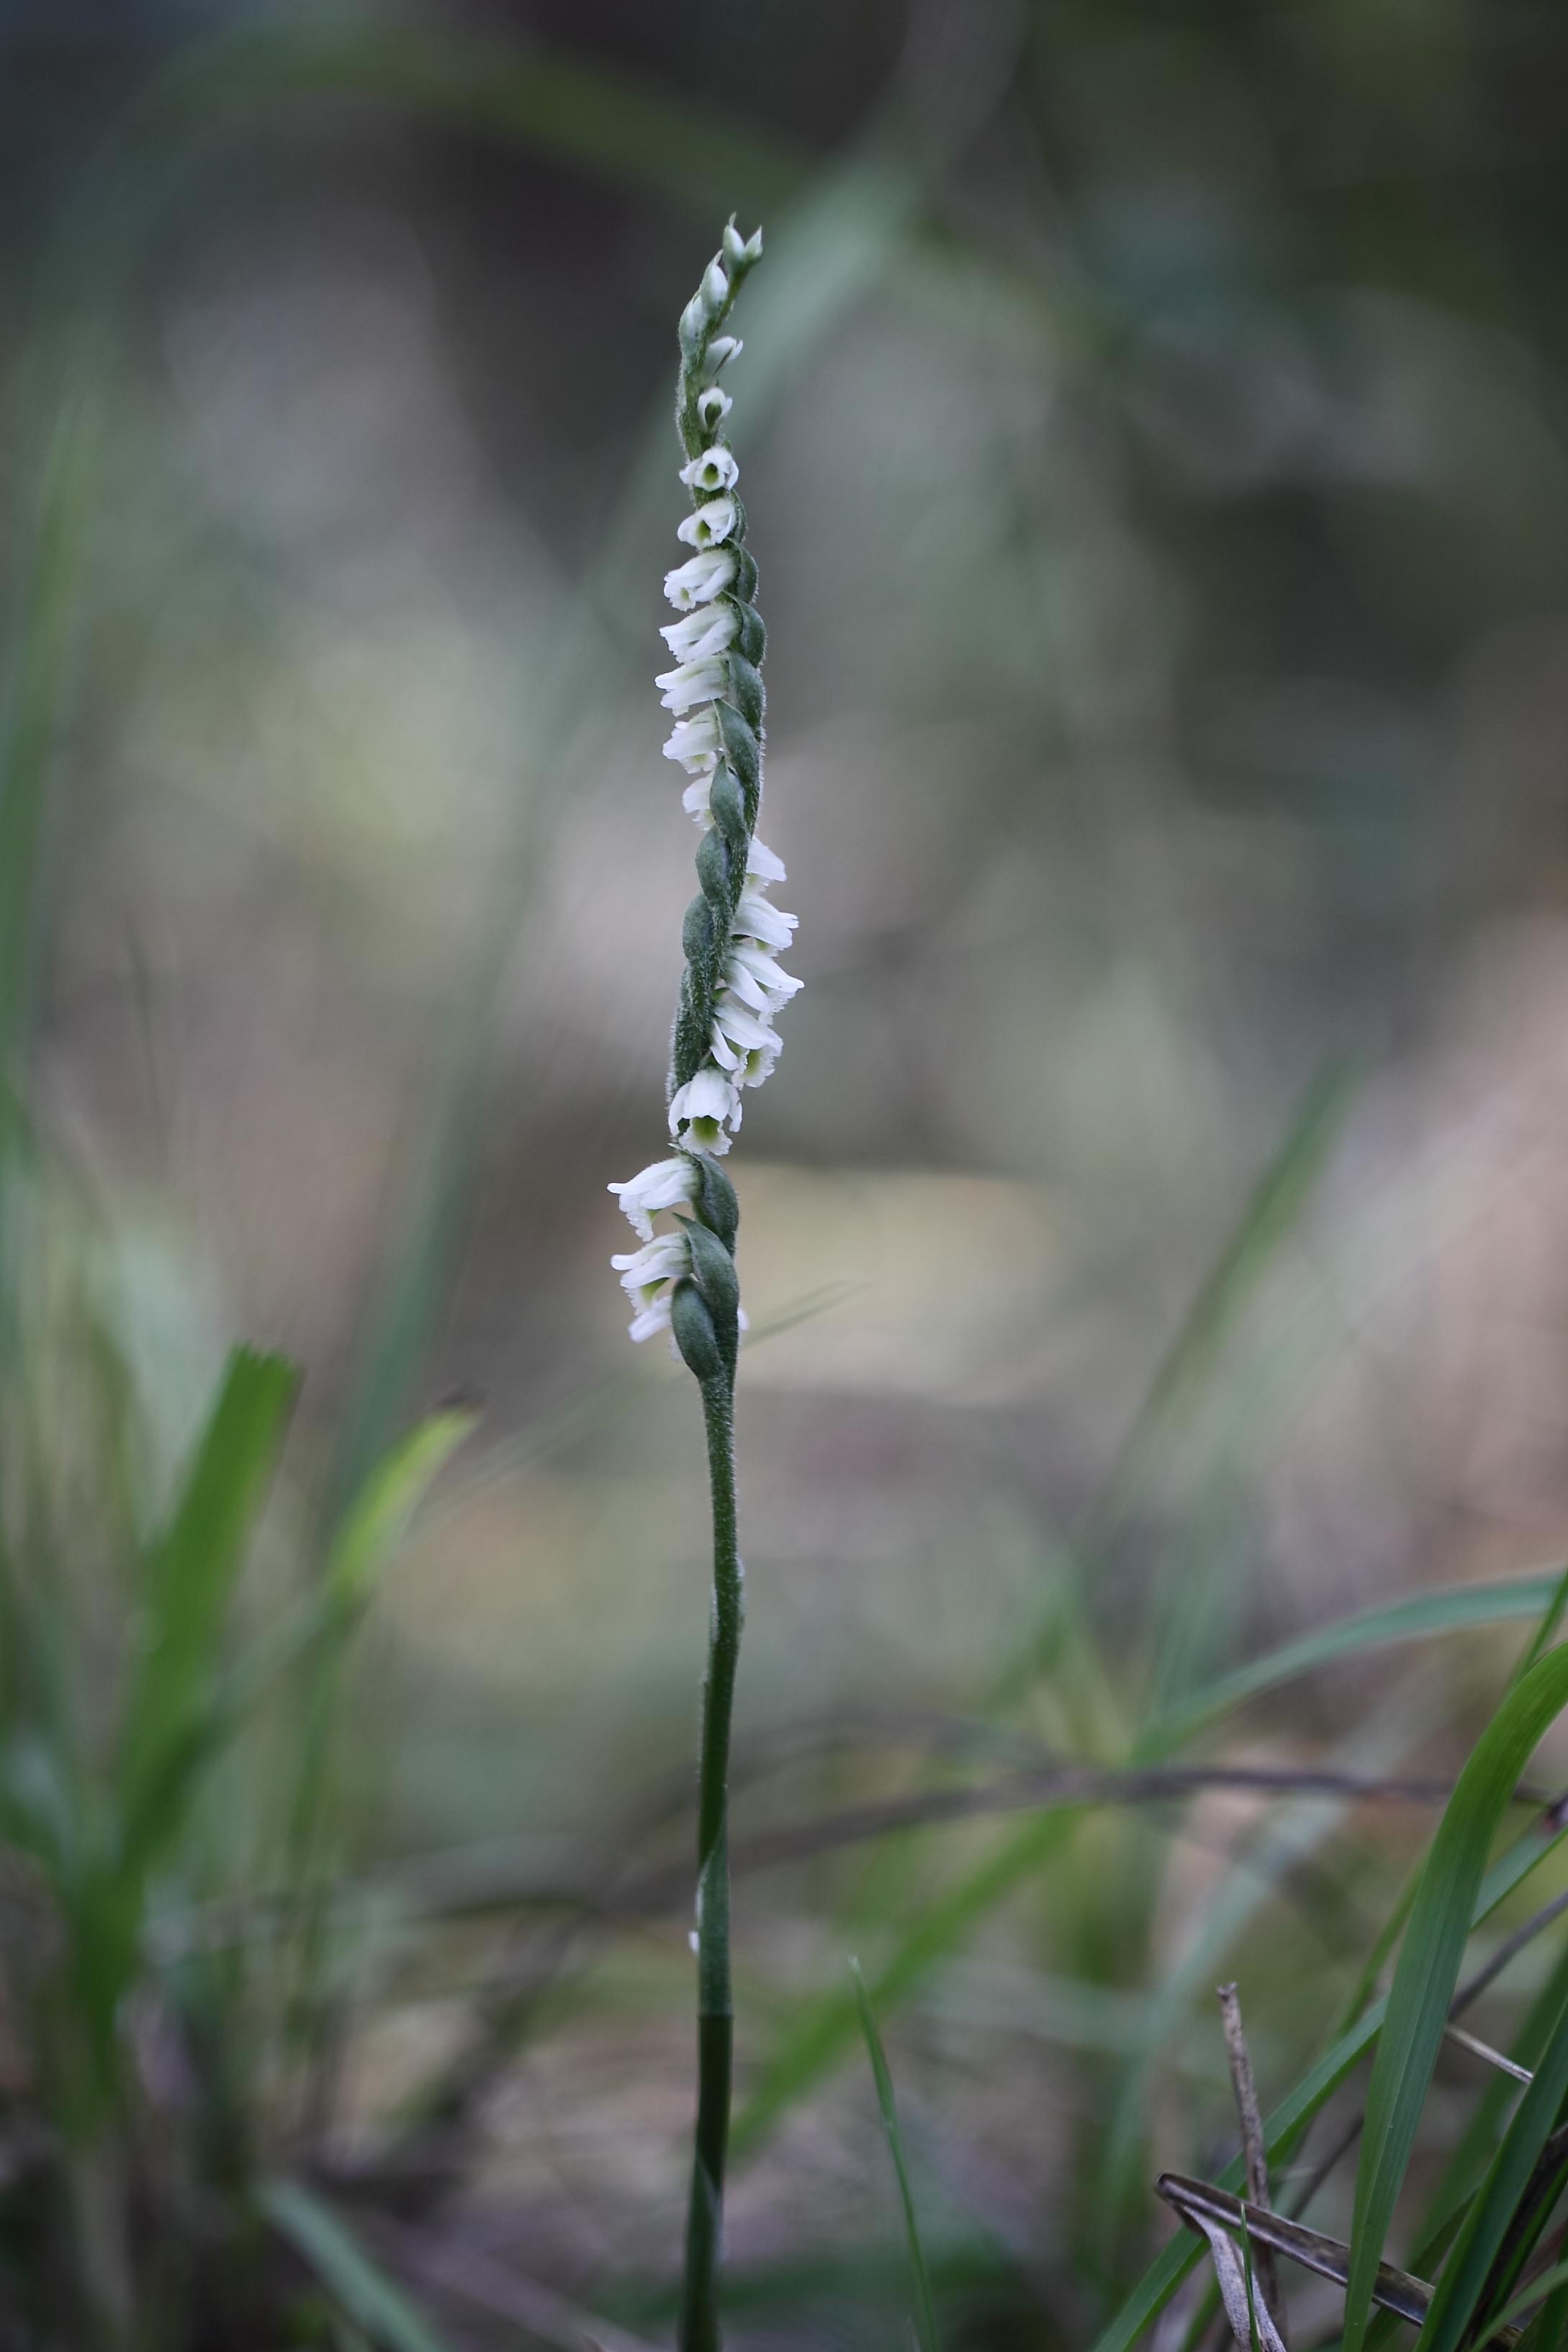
xmin=1342 ymin=1645 xmax=1568 ymax=2352
xmin=1494 ymin=2260 xmax=1568 ymax=2340
xmin=119 ymin=1345 xmax=298 ymax=1816
xmin=1163 ymin=1571 xmax=1568 ymax=1752
xmin=258 ymin=2181 xmax=454 ymax=2352
xmin=851 ymin=1958 xmax=942 ymax=2352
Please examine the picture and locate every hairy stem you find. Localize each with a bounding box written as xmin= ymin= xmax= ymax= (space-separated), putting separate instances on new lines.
xmin=680 ymin=1369 xmax=742 ymax=2352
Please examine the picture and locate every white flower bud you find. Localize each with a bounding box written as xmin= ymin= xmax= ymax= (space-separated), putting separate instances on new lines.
xmin=676 ymin=497 xmax=737 ymax=550
xmin=700 ymin=257 xmax=729 ymax=315
xmin=702 ymin=336 xmax=742 ymax=379
xmin=679 ymin=444 xmax=740 ymax=496
xmin=696 ymin=386 xmax=733 ymax=431
xmin=723 ymin=222 xmax=763 ymax=269
xmin=664 ymin=550 xmax=735 ymax=612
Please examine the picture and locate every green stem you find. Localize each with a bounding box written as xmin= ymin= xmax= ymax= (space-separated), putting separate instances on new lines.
xmin=680 ymin=1368 xmax=742 ymax=2352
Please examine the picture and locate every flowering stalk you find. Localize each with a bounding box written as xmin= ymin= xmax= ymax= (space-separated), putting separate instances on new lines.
xmin=607 ymin=222 xmax=798 ymax=2352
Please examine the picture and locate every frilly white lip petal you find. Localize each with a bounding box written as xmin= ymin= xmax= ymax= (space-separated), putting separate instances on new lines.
xmin=731 ymin=889 xmax=797 ymax=950
xmin=611 ymin=1225 xmax=693 ymax=1341
xmin=728 ymin=941 xmax=802 ymax=1001
xmin=608 ymin=1155 xmax=700 ymax=1242
xmin=676 ymin=497 xmax=738 ymax=551
xmin=663 ymin=551 xmax=735 ymax=612
xmin=682 ymin=776 xmax=715 ymax=823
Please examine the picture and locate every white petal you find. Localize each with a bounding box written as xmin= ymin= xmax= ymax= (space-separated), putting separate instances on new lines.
xmin=746 ymin=837 xmax=786 ymax=883
xmin=656 ymin=656 xmax=728 ymax=713
xmin=659 ymin=605 xmax=737 ymax=662
xmin=628 ymin=1296 xmax=675 ymax=1343
xmin=732 ymin=889 xmax=797 ymax=950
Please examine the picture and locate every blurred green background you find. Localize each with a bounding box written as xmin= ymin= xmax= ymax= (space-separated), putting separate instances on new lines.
xmin=9 ymin=1 xmax=1568 ymax=2345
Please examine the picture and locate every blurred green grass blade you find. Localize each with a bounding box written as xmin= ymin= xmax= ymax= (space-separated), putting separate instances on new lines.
xmin=1161 ymin=1569 xmax=1567 ymax=1751
xmin=324 ymin=1403 xmax=477 ymax=1612
xmin=1342 ymin=1645 xmax=1568 ymax=2352
xmin=734 ymin=1582 xmax=1562 ymax=2167
xmin=850 ymin=1959 xmax=942 ymax=2352
xmin=120 ymin=1345 xmax=297 ymax=1810
xmin=1088 ymin=1057 xmax=1358 ymax=1549
xmin=0 ymin=391 xmax=95 ymax=1107
xmin=133 ymin=23 xmax=803 ymax=222
xmin=1516 ymin=1566 xmax=1568 ymax=1686
xmin=1089 ymin=1816 xmax=1568 ymax=2352
xmin=257 ymin=2181 xmax=454 ymax=2352
xmin=732 ymin=1808 xmax=1079 ymax=2160
xmin=1497 ymin=2263 xmax=1568 ymax=2342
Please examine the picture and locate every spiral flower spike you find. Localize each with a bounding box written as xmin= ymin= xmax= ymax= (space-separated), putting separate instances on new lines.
xmin=605 ymin=223 xmax=790 ymax=2352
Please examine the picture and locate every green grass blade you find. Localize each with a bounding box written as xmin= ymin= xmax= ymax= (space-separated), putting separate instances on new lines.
xmin=0 ymin=392 xmax=94 ymax=1089
xmin=1087 ymin=1057 xmax=1358 ymax=1550
xmin=1161 ymin=1570 xmax=1567 ymax=1751
xmin=323 ymin=1403 xmax=478 ymax=1613
xmin=132 ymin=23 xmax=803 ymax=223
xmin=119 ymin=1345 xmax=297 ymax=1813
xmin=850 ymin=1959 xmax=942 ymax=2352
xmin=732 ymin=1808 xmax=1080 ymax=2159
xmin=1343 ymin=1644 xmax=1568 ymax=2352
xmin=1495 ymin=2261 xmax=1568 ymax=2341
xmin=257 ymin=2180 xmax=454 ymax=2352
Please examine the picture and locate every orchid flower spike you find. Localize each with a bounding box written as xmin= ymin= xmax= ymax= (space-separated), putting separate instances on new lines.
xmin=608 ymin=222 xmax=799 ymax=1364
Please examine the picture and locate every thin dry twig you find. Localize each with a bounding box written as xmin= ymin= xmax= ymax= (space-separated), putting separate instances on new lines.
xmin=1217 ymin=1982 xmax=1281 ymax=2329
xmin=1443 ymin=2022 xmax=1533 ymax=2086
